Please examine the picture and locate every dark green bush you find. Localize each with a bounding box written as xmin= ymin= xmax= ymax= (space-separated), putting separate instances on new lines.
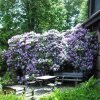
xmin=0 ymin=72 xmax=13 ymax=86
xmin=0 ymin=50 xmax=7 ymax=76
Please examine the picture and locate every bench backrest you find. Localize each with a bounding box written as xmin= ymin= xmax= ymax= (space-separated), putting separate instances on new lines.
xmin=54 ymin=72 xmax=83 ymax=78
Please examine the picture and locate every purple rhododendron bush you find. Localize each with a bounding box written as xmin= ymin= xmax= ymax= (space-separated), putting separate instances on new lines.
xmin=4 ymin=24 xmax=98 ymax=83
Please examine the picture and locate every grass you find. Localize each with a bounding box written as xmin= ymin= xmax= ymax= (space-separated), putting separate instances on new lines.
xmin=0 ymin=92 xmax=24 ymax=100
xmin=40 ymin=76 xmax=100 ymax=100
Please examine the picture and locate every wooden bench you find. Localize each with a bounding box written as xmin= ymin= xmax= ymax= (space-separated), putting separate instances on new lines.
xmin=54 ymin=72 xmax=84 ymax=86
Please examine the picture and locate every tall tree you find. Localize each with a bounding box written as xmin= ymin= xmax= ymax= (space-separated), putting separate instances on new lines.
xmin=64 ymin=0 xmax=83 ymax=29
xmin=0 ymin=0 xmax=87 ymax=50
xmin=0 ymin=0 xmax=67 ymax=33
xmin=0 ymin=0 xmax=15 ymax=31
xmin=0 ymin=0 xmax=67 ymax=49
xmin=78 ymin=0 xmax=88 ymax=23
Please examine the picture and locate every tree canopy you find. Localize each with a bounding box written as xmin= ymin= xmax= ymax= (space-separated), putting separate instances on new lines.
xmin=78 ymin=0 xmax=88 ymax=22
xmin=0 ymin=0 xmax=67 ymax=33
xmin=0 ymin=0 xmax=88 ymax=50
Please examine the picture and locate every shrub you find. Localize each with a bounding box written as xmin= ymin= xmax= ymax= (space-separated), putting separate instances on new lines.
xmin=0 ymin=72 xmax=13 ymax=86
xmin=66 ymin=25 xmax=98 ymax=70
xmin=0 ymin=50 xmax=7 ymax=76
xmin=40 ymin=77 xmax=100 ymax=100
xmin=4 ymin=24 xmax=98 ymax=82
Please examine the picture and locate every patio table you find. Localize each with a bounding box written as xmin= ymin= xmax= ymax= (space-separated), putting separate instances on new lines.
xmin=35 ymin=75 xmax=56 ymax=86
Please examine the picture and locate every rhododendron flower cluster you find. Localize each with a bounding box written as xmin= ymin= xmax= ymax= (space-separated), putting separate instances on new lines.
xmin=6 ymin=30 xmax=67 ymax=75
xmin=65 ymin=25 xmax=98 ymax=70
xmin=4 ymin=24 xmax=98 ymax=82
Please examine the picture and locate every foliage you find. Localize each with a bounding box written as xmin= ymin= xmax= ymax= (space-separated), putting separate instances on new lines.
xmin=85 ymin=76 xmax=97 ymax=88
xmin=0 ymin=31 xmax=18 ymax=50
xmin=4 ymin=25 xmax=98 ymax=83
xmin=0 ymin=0 xmax=67 ymax=51
xmin=0 ymin=0 xmax=67 ymax=33
xmin=0 ymin=93 xmax=24 ymax=100
xmin=0 ymin=72 xmax=12 ymax=86
xmin=66 ymin=24 xmax=98 ymax=70
xmin=0 ymin=81 xmax=2 ymax=91
xmin=0 ymin=0 xmax=15 ymax=31
xmin=78 ymin=0 xmax=88 ymax=22
xmin=64 ymin=0 xmax=83 ymax=29
xmin=0 ymin=50 xmax=7 ymax=76
xmin=0 ymin=0 xmax=86 ymax=33
xmin=0 ymin=50 xmax=14 ymax=85
xmin=5 ymin=30 xmax=66 ymax=76
xmin=0 ymin=0 xmax=88 ymax=51
xmin=40 ymin=77 xmax=100 ymax=100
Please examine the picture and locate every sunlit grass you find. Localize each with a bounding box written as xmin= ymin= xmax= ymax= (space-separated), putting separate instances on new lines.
xmin=0 ymin=92 xmax=24 ymax=100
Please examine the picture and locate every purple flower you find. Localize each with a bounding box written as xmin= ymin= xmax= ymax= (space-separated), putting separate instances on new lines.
xmin=3 ymin=24 xmax=98 ymax=82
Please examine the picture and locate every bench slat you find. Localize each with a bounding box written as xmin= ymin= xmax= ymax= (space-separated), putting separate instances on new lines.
xmin=54 ymin=72 xmax=84 ymax=85
xmin=58 ymin=79 xmax=82 ymax=81
xmin=56 ymin=75 xmax=83 ymax=78
xmin=55 ymin=73 xmax=83 ymax=77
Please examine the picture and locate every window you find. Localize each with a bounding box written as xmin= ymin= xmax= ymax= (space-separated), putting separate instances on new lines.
xmin=89 ymin=0 xmax=100 ymax=17
xmin=95 ymin=0 xmax=100 ymax=12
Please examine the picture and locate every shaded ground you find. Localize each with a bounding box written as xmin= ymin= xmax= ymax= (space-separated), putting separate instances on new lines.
xmin=3 ymin=82 xmax=77 ymax=100
xmin=28 ymin=81 xmax=76 ymax=100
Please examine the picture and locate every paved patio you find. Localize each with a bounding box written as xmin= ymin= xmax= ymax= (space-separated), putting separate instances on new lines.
xmin=4 ymin=81 xmax=75 ymax=100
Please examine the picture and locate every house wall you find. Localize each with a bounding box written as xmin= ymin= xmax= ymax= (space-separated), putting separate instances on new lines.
xmin=84 ymin=0 xmax=100 ymax=78
xmin=96 ymin=29 xmax=100 ymax=78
